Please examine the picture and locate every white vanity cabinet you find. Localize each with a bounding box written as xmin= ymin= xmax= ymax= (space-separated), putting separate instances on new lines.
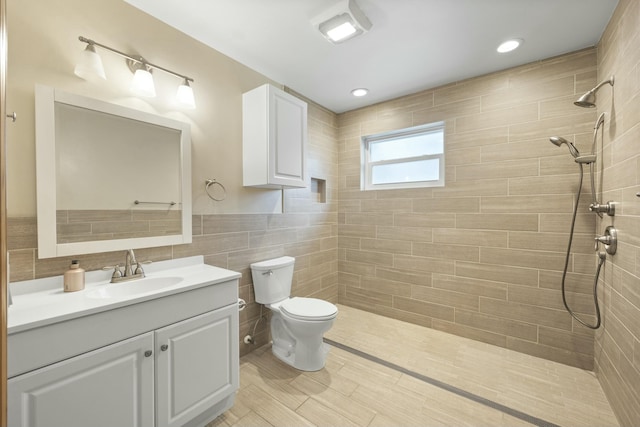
xmin=242 ymin=84 xmax=308 ymax=188
xmin=8 ymin=257 xmax=240 ymax=427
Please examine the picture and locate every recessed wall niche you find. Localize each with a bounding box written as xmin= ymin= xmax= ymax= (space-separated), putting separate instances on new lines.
xmin=310 ymin=177 xmax=326 ymax=203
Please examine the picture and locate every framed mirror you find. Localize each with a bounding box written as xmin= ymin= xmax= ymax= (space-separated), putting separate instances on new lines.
xmin=35 ymin=85 xmax=192 ymax=258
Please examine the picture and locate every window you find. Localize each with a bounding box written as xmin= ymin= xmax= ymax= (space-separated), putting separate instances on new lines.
xmin=361 ymin=122 xmax=445 ymax=190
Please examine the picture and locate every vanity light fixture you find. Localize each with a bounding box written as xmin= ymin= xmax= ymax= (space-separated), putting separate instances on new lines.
xmin=312 ymin=0 xmax=372 ymax=44
xmin=73 ymin=43 xmax=106 ymax=81
xmin=128 ymin=57 xmax=156 ymax=98
xmin=74 ymin=36 xmax=196 ymax=107
xmin=176 ymin=78 xmax=196 ymax=109
xmin=497 ymin=38 xmax=523 ymax=53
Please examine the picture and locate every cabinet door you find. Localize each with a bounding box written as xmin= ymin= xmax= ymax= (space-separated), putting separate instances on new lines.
xmin=8 ymin=333 xmax=154 ymax=427
xmin=269 ymin=88 xmax=307 ymax=187
xmin=155 ymin=305 xmax=239 ymax=427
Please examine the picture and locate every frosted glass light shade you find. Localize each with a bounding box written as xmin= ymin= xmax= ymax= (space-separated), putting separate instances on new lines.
xmin=74 ymin=44 xmax=106 ymax=81
xmin=130 ymin=68 xmax=156 ymax=97
xmin=176 ymin=80 xmax=196 ymax=109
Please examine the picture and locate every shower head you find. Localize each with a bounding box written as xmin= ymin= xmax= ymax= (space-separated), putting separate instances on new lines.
xmin=550 ymin=136 xmax=580 ymax=158
xmin=574 ymin=76 xmax=615 ymax=108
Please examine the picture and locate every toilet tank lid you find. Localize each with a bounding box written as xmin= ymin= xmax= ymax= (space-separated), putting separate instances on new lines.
xmin=250 ymin=256 xmax=295 ymax=271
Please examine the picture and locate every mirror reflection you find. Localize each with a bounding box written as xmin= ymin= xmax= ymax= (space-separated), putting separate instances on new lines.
xmin=36 ymin=85 xmax=192 ymax=258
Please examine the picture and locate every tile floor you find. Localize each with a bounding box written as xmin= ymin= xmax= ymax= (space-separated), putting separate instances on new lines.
xmin=211 ymin=304 xmax=619 ymax=427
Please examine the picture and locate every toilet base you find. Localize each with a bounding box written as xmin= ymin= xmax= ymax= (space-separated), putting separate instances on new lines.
xmin=272 ymin=341 xmax=330 ymax=372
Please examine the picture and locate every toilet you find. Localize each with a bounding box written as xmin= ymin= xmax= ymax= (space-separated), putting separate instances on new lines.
xmin=250 ymin=256 xmax=338 ymax=371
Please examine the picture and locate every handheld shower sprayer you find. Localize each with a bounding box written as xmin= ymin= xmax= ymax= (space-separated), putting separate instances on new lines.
xmin=574 ymin=76 xmax=614 ymax=108
xmin=549 ymin=136 xmax=580 ymax=159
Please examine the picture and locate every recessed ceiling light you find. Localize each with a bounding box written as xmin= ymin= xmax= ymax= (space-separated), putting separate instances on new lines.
xmin=497 ymin=39 xmax=523 ymax=53
xmin=351 ymin=88 xmax=368 ymax=97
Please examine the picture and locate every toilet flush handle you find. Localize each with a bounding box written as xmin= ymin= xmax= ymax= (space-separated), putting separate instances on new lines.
xmin=262 ymin=270 xmax=273 ymax=276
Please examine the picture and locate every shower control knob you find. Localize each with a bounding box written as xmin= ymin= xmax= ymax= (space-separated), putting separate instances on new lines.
xmin=595 ymin=226 xmax=617 ymax=255
xmin=589 ymin=201 xmax=615 ymax=216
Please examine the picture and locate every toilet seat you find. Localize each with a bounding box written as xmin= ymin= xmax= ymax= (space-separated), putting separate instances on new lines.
xmin=280 ymin=297 xmax=337 ymax=321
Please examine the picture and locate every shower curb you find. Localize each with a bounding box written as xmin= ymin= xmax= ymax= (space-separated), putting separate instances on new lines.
xmin=324 ymin=338 xmax=562 ymax=427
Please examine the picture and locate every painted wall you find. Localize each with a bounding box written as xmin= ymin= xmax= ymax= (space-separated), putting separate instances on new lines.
xmin=5 ymin=0 xmax=339 ymax=356
xmin=594 ymin=0 xmax=640 ymax=424
xmin=336 ymin=49 xmax=600 ymax=370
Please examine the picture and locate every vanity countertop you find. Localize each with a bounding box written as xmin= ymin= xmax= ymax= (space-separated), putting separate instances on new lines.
xmin=8 ymin=256 xmax=241 ymax=335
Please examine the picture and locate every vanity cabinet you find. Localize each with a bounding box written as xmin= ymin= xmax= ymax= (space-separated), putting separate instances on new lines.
xmin=9 ymin=305 xmax=238 ymax=427
xmin=242 ymin=84 xmax=308 ymax=188
xmin=8 ymin=258 xmax=240 ymax=427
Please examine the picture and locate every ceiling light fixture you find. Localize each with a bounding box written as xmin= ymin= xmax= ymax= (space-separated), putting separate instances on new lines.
xmin=351 ymin=88 xmax=368 ymax=97
xmin=74 ymin=36 xmax=196 ymax=107
xmin=312 ymin=0 xmax=372 ymax=44
xmin=497 ymin=39 xmax=523 ymax=53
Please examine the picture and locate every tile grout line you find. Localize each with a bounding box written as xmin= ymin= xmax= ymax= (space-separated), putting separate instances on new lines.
xmin=324 ymin=338 xmax=562 ymax=427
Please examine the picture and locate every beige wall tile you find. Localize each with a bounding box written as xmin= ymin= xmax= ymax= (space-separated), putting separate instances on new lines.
xmin=479 ymin=297 xmax=572 ymax=331
xmin=393 ymin=213 xmax=456 ymax=228
xmin=393 ymin=296 xmax=455 ymax=321
xmin=456 ymin=214 xmax=539 ymax=231
xmin=432 ymin=274 xmax=507 ymax=300
xmin=376 ymin=226 xmax=433 ymax=242
xmin=454 ymin=309 xmax=537 ymax=341
xmin=432 ymin=229 xmax=508 ymax=247
xmin=412 ymin=242 xmax=479 ymax=262
xmin=456 ymin=261 xmax=539 ymax=287
xmin=456 ymin=159 xmax=539 ymax=181
xmin=413 ymin=197 xmax=480 ymax=213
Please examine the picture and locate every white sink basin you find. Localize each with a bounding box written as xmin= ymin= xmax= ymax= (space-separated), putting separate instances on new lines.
xmin=87 ymin=276 xmax=183 ymax=299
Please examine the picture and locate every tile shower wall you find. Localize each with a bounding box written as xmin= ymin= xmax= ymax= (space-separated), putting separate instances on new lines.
xmin=594 ymin=0 xmax=640 ymax=424
xmin=7 ymin=102 xmax=339 ymax=357
xmin=336 ymin=49 xmax=600 ymax=369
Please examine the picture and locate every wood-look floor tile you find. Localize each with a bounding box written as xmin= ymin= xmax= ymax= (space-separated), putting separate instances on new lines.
xmin=236 ymin=384 xmax=314 ymax=427
xmin=231 ymin=410 xmax=274 ymax=427
xmin=295 ymin=398 xmax=360 ymax=427
xmin=289 ymin=374 xmax=376 ymax=426
xmin=220 ymin=304 xmax=618 ymax=427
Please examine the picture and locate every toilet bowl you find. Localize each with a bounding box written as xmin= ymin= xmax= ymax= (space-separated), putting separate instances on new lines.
xmin=250 ymin=257 xmax=338 ymax=371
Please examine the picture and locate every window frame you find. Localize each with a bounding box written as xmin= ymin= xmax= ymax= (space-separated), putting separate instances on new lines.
xmin=361 ymin=121 xmax=445 ymax=191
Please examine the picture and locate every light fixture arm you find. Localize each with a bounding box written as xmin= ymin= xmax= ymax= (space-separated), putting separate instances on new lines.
xmin=78 ymin=36 xmax=194 ymax=83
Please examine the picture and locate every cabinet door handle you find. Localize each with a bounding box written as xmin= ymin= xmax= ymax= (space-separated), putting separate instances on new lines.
xmin=160 ymin=344 xmax=169 ymax=351
xmin=144 ymin=350 xmax=153 ymax=357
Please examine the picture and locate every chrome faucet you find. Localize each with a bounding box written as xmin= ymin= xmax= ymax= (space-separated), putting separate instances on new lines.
xmin=124 ymin=249 xmax=137 ymax=277
xmin=103 ymin=249 xmax=147 ymax=283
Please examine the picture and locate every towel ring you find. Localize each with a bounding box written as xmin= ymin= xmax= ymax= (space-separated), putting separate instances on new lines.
xmin=205 ymin=179 xmax=226 ymax=201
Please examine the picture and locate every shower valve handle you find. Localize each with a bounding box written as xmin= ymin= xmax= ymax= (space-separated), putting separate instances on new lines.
xmin=589 ymin=201 xmax=615 ymax=216
xmin=594 ymin=226 xmax=617 ymax=255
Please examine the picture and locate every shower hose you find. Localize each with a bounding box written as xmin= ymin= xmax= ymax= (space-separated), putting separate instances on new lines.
xmin=560 ymin=162 xmax=604 ymax=330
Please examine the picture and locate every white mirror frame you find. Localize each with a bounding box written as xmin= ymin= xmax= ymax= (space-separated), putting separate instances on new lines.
xmin=35 ymin=85 xmax=192 ymax=258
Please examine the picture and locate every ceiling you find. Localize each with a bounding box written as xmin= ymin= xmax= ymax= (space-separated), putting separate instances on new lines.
xmin=125 ymin=0 xmax=619 ymax=113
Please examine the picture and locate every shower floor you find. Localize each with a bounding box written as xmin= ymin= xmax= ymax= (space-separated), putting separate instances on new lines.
xmin=212 ymin=304 xmax=619 ymax=427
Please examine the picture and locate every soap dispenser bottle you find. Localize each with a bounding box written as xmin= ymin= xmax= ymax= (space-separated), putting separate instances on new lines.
xmin=64 ymin=260 xmax=85 ymax=292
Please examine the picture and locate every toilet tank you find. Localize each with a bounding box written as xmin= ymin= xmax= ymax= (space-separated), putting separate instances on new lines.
xmin=250 ymin=256 xmax=295 ymax=304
